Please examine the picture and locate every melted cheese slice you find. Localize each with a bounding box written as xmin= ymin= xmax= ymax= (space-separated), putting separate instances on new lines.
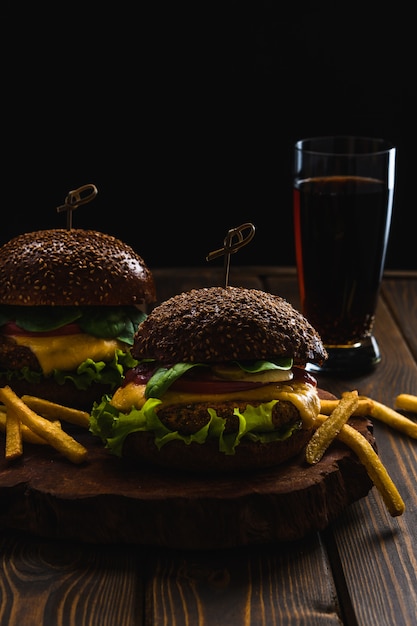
xmin=12 ymin=334 xmax=127 ymax=374
xmin=110 ymin=381 xmax=320 ymax=427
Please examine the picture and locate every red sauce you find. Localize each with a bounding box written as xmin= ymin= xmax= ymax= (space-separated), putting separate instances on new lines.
xmin=1 ymin=322 xmax=82 ymax=337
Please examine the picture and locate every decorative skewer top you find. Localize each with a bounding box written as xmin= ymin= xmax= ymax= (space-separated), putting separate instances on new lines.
xmin=56 ymin=184 xmax=98 ymax=229
xmin=206 ymin=222 xmax=255 ymax=287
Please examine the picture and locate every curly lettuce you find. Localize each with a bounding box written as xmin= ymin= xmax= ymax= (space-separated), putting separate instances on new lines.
xmin=89 ymin=396 xmax=302 ymax=457
xmin=0 ymin=349 xmax=138 ymax=392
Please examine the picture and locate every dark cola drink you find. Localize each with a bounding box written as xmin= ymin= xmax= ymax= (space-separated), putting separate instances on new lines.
xmin=293 ymin=175 xmax=392 ymax=347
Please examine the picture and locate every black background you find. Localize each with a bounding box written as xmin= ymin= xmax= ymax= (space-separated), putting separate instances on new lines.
xmin=1 ymin=3 xmax=409 ymax=270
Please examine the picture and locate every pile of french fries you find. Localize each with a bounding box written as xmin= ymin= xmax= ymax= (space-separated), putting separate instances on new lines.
xmin=1 ymin=382 xmax=417 ymax=519
xmin=307 ymin=390 xmax=417 ymax=518
xmin=0 ymin=385 xmax=89 ymax=464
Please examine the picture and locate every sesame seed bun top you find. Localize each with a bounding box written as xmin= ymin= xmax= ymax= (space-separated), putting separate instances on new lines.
xmin=0 ymin=229 xmax=156 ymax=306
xmin=132 ymin=286 xmax=327 ymax=366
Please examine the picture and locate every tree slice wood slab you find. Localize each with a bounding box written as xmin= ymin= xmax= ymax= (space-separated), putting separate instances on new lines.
xmin=0 ymin=390 xmax=375 ymax=549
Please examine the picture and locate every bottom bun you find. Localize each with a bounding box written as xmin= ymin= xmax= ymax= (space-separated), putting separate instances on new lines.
xmin=0 ymin=377 xmax=110 ymax=412
xmin=122 ymin=427 xmax=314 ymax=473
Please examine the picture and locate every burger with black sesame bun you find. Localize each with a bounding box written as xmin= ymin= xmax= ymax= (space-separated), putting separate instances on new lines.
xmin=0 ymin=229 xmax=156 ymax=410
xmin=90 ymin=286 xmax=328 ymax=471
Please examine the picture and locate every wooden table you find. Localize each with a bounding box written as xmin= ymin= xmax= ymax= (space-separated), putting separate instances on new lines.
xmin=1 ymin=266 xmax=417 ymax=626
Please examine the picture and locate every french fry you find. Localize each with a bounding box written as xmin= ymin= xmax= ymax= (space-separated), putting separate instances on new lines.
xmin=21 ymin=395 xmax=90 ymax=428
xmin=5 ymin=406 xmax=23 ymax=461
xmin=306 ymin=390 xmax=359 ymax=464
xmin=1 ymin=407 xmax=62 ymax=444
xmin=315 ymin=414 xmax=405 ymax=517
xmin=0 ymin=386 xmax=87 ymax=464
xmin=395 ymin=394 xmax=417 ymax=414
xmin=320 ymin=396 xmax=374 ymax=416
xmin=0 ymin=407 xmax=51 ymax=445
xmin=369 ymin=399 xmax=417 ymax=439
xmin=322 ymin=394 xmax=417 ymax=439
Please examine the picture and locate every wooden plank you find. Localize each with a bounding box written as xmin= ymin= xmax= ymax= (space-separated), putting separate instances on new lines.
xmin=0 ymin=411 xmax=374 ymax=549
xmin=381 ymin=277 xmax=417 ymax=362
xmin=316 ymin=290 xmax=417 ymax=624
xmin=240 ymin=269 xmax=417 ymax=624
xmin=326 ymin=493 xmax=417 ymax=626
xmin=0 ymin=531 xmax=144 ymax=626
xmin=146 ymin=538 xmax=343 ymax=626
xmin=1 ymin=267 xmax=416 ymax=626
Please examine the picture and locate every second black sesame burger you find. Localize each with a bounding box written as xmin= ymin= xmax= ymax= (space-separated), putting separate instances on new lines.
xmin=90 ymin=286 xmax=328 ymax=471
xmin=0 ymin=229 xmax=156 ymax=409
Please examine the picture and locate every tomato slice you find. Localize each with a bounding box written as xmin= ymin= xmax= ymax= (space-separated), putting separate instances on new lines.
xmin=125 ymin=363 xmax=317 ymax=394
xmin=1 ymin=322 xmax=82 ymax=337
xmin=169 ymin=367 xmax=317 ymax=393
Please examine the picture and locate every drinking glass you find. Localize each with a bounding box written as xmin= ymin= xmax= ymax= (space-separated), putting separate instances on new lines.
xmin=293 ymin=136 xmax=396 ymax=375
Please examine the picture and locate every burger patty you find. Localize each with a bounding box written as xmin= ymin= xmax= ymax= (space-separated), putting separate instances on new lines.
xmin=156 ymin=399 xmax=301 ymax=435
xmin=0 ymin=336 xmax=41 ymax=371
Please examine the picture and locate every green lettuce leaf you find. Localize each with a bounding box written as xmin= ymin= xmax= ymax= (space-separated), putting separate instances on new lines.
xmin=237 ymin=358 xmax=293 ymax=372
xmin=0 ymin=349 xmax=138 ymax=392
xmin=0 ymin=305 xmax=145 ymax=345
xmin=1 ymin=306 xmax=81 ymax=331
xmin=143 ymin=358 xmax=294 ymax=399
xmin=89 ymin=397 xmax=302 ymax=457
xmin=78 ymin=307 xmax=146 ymax=344
xmin=145 ymin=363 xmax=207 ymax=398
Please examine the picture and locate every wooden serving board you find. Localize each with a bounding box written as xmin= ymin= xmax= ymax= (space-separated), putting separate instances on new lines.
xmin=0 ymin=394 xmax=375 ymax=550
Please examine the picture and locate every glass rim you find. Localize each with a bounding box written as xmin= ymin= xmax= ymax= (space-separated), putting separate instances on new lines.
xmin=295 ymin=135 xmax=396 ymax=157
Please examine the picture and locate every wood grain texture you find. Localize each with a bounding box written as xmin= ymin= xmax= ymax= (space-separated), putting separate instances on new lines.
xmin=146 ymin=538 xmax=343 ymax=626
xmin=306 ymin=275 xmax=417 ymax=626
xmin=0 ymin=412 xmax=374 ymax=549
xmin=326 ymin=493 xmax=417 ymax=626
xmin=381 ymin=277 xmax=417 ymax=362
xmin=0 ymin=531 xmax=144 ymax=626
xmin=1 ymin=267 xmax=417 ymax=626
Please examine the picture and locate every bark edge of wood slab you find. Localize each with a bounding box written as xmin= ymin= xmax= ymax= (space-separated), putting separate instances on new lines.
xmin=0 ymin=390 xmax=375 ymax=549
